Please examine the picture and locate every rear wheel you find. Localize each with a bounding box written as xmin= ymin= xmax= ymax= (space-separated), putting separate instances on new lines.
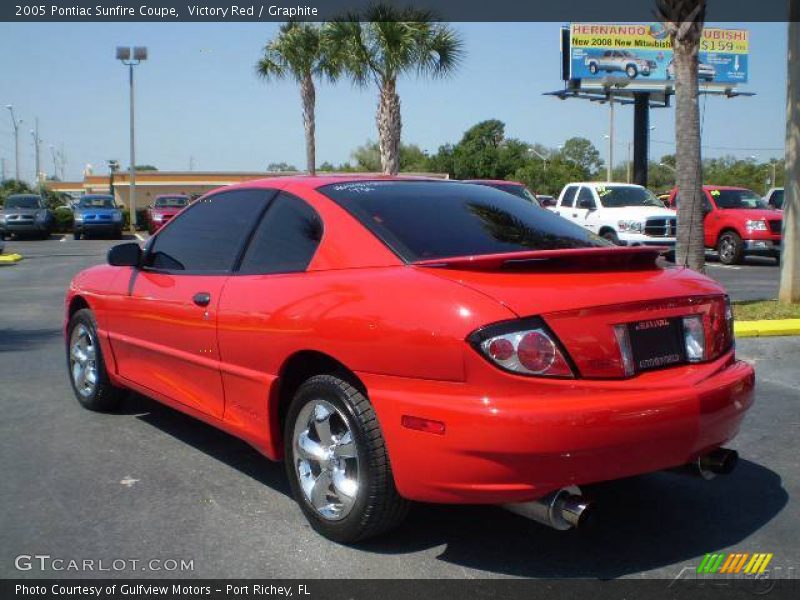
xmin=66 ymin=308 xmax=124 ymax=411
xmin=626 ymin=64 xmax=638 ymax=78
xmin=717 ymin=231 xmax=744 ymax=265
xmin=284 ymin=374 xmax=409 ymax=543
xmin=588 ymin=62 xmax=598 ymax=74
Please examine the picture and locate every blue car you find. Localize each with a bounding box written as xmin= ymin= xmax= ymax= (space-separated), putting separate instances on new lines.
xmin=73 ymin=195 xmax=124 ymax=240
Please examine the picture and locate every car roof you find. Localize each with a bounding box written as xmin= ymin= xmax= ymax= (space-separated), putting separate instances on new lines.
xmin=701 ymin=185 xmax=752 ymax=191
xmin=222 ymin=174 xmax=450 ymax=193
xmin=6 ymin=193 xmax=42 ymax=198
xmin=567 ymin=182 xmax=644 ymax=188
xmin=462 ymin=179 xmax=525 ymax=187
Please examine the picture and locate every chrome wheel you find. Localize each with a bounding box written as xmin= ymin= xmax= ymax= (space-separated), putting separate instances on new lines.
xmin=719 ymin=236 xmax=735 ymax=262
xmin=292 ymin=400 xmax=360 ymax=521
xmin=69 ymin=324 xmax=98 ymax=397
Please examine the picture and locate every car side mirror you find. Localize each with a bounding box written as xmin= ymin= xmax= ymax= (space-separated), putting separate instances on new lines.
xmin=107 ymin=242 xmax=142 ymax=267
xmin=539 ymin=198 xmax=555 ymax=208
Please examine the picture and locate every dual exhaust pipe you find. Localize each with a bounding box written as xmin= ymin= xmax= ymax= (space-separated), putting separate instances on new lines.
xmin=502 ymin=448 xmax=738 ymax=530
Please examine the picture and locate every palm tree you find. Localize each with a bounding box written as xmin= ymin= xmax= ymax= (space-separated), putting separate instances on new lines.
xmin=325 ymin=5 xmax=464 ymax=175
xmin=658 ymin=0 xmax=706 ymax=272
xmin=256 ymin=22 xmax=335 ymax=176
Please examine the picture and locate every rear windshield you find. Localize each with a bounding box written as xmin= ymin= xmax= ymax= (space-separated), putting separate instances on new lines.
xmin=494 ymin=184 xmax=539 ymax=204
xmin=4 ymin=195 xmax=42 ymax=209
xmin=319 ymin=181 xmax=609 ymax=262
xmin=79 ymin=196 xmax=115 ymax=209
xmin=155 ymin=196 xmax=189 ymax=208
xmin=710 ymin=189 xmax=767 ymax=209
xmin=596 ymin=186 xmax=663 ymax=208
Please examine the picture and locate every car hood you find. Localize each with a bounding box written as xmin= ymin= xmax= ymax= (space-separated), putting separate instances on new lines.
xmin=1 ymin=207 xmax=41 ymax=216
xmin=75 ymin=207 xmax=120 ymax=215
xmin=149 ymin=207 xmax=183 ymax=216
xmin=718 ymin=208 xmax=782 ymax=221
xmin=597 ymin=206 xmax=676 ymax=219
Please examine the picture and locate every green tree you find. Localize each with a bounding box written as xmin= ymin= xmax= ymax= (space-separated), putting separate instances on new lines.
xmin=659 ymin=0 xmax=707 ymax=272
xmin=0 ymin=179 xmax=33 ymax=207
xmin=560 ymin=137 xmax=604 ymax=175
xmin=351 ymin=140 xmax=430 ymax=172
xmin=325 ymin=5 xmax=463 ymax=174
xmin=133 ymin=165 xmax=158 ymax=171
xmin=257 ymin=22 xmax=337 ymax=176
xmin=266 ymin=161 xmax=298 ymax=172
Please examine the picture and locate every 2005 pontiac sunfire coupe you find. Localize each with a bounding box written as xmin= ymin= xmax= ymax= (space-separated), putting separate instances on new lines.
xmin=65 ymin=176 xmax=754 ymax=542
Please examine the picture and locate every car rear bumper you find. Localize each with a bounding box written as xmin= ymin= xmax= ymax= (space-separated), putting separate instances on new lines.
xmin=361 ymin=352 xmax=754 ymax=504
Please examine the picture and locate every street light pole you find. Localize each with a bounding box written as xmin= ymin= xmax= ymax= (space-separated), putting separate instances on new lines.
xmin=116 ymin=46 xmax=147 ymax=233
xmin=5 ymin=105 xmax=22 ymax=181
xmin=31 ymin=118 xmax=41 ymax=188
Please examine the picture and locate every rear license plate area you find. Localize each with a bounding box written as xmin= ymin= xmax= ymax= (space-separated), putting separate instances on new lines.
xmin=628 ymin=318 xmax=685 ymax=372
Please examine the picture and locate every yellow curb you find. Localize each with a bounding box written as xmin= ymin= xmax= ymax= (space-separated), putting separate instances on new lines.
xmin=735 ymin=319 xmax=800 ymax=337
xmin=0 ymin=253 xmax=22 ymax=265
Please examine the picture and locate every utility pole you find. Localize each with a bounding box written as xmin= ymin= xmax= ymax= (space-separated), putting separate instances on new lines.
xmin=607 ymin=95 xmax=614 ymax=182
xmin=779 ymin=6 xmax=800 ymax=303
xmin=5 ymin=105 xmax=22 ymax=181
xmin=1 ymin=157 xmax=6 ymax=182
xmin=116 ymin=46 xmax=148 ymax=233
xmin=31 ymin=118 xmax=42 ymax=188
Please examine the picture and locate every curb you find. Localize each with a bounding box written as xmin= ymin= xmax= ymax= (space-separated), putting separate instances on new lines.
xmin=0 ymin=253 xmax=23 ymax=265
xmin=735 ymin=319 xmax=800 ymax=338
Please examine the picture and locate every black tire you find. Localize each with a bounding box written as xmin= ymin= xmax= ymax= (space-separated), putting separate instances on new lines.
xmin=588 ymin=62 xmax=598 ymax=74
xmin=626 ymin=64 xmax=638 ymax=79
xmin=601 ymin=229 xmax=621 ymax=245
xmin=73 ymin=231 xmax=81 ymax=240
xmin=66 ymin=308 xmax=125 ymax=412
xmin=717 ymin=231 xmax=745 ymax=265
xmin=284 ymin=374 xmax=409 ymax=543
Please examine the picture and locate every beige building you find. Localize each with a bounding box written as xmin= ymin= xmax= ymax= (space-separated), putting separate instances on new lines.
xmin=47 ymin=170 xmax=449 ymax=209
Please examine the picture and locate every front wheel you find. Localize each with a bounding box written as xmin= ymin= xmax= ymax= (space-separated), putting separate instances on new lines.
xmin=67 ymin=308 xmax=125 ymax=411
xmin=588 ymin=62 xmax=598 ymax=74
xmin=602 ymin=230 xmax=621 ymax=245
xmin=73 ymin=231 xmax=81 ymax=240
xmin=717 ymin=231 xmax=745 ymax=265
xmin=284 ymin=374 xmax=409 ymax=543
xmin=626 ymin=64 xmax=638 ymax=79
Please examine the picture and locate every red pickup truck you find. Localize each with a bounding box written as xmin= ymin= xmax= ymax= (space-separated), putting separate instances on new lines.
xmin=667 ymin=186 xmax=782 ymax=265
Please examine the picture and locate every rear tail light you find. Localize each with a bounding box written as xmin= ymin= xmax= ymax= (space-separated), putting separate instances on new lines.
xmin=682 ymin=315 xmax=706 ymax=362
xmin=708 ymin=295 xmax=735 ymax=359
xmin=468 ymin=318 xmax=574 ymax=378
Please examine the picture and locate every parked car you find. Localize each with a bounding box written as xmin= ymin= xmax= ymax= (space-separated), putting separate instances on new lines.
xmin=764 ymin=187 xmax=784 ymax=210
xmin=147 ymin=194 xmax=191 ymax=234
xmin=463 ymin=180 xmax=539 ymax=205
xmin=536 ymin=194 xmax=556 ymax=208
xmin=73 ymin=194 xmax=124 ymax=240
xmin=65 ymin=176 xmax=754 ymax=542
xmin=585 ymin=50 xmax=655 ymax=79
xmin=0 ymin=194 xmax=54 ymax=240
xmin=550 ymin=182 xmax=677 ymax=247
xmin=666 ymin=58 xmax=716 ymax=81
xmin=666 ymin=186 xmax=782 ymax=265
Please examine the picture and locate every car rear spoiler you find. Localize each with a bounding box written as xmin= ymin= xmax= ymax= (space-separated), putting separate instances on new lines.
xmin=412 ymin=246 xmax=671 ymax=271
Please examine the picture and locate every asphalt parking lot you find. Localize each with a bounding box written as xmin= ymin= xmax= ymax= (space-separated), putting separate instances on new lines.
xmin=0 ymin=236 xmax=796 ymax=579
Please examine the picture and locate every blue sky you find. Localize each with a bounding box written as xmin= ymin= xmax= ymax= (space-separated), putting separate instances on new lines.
xmin=0 ymin=21 xmax=788 ymax=181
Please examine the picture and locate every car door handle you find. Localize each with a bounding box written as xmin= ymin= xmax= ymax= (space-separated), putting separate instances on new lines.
xmin=193 ymin=292 xmax=211 ymax=307
xmin=572 ymin=213 xmax=578 ymax=218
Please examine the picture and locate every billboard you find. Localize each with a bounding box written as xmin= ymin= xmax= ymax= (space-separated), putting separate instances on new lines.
xmin=567 ymin=23 xmax=749 ymax=85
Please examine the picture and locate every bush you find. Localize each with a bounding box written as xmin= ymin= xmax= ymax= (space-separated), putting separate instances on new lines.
xmin=122 ymin=209 xmax=149 ymax=231
xmin=52 ymin=208 xmax=74 ymax=233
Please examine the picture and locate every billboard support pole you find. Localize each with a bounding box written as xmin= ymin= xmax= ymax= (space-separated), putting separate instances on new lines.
xmin=633 ymin=92 xmax=650 ymax=186
xmin=607 ymin=95 xmax=614 ymax=182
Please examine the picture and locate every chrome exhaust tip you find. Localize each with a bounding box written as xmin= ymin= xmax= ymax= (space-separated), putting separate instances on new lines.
xmin=694 ymin=448 xmax=739 ymax=480
xmin=502 ymin=486 xmax=592 ymax=530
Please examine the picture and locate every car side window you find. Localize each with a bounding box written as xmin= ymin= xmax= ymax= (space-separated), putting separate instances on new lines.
xmin=144 ymin=189 xmax=272 ymax=272
xmin=238 ymin=193 xmax=323 ymax=275
xmin=561 ymin=186 xmax=578 ymax=208
xmin=577 ymin=187 xmax=596 ymax=209
xmin=673 ymin=192 xmax=713 ymax=212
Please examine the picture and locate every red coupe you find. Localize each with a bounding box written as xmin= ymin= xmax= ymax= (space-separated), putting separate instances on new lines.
xmin=146 ymin=194 xmax=190 ymax=234
xmin=65 ymin=177 xmax=754 ymax=542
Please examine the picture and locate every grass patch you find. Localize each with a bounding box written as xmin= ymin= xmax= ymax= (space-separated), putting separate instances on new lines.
xmin=733 ymin=300 xmax=800 ymax=321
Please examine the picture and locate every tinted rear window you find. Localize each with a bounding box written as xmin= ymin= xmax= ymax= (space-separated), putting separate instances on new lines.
xmin=319 ymin=181 xmax=608 ymax=262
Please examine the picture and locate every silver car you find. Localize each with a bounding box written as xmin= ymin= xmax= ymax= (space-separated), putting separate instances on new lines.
xmin=666 ymin=59 xmax=716 ymax=81
xmin=586 ymin=50 xmax=655 ymax=79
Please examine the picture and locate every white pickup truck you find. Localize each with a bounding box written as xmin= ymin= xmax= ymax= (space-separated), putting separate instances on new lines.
xmin=549 ymin=182 xmax=677 ymax=247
